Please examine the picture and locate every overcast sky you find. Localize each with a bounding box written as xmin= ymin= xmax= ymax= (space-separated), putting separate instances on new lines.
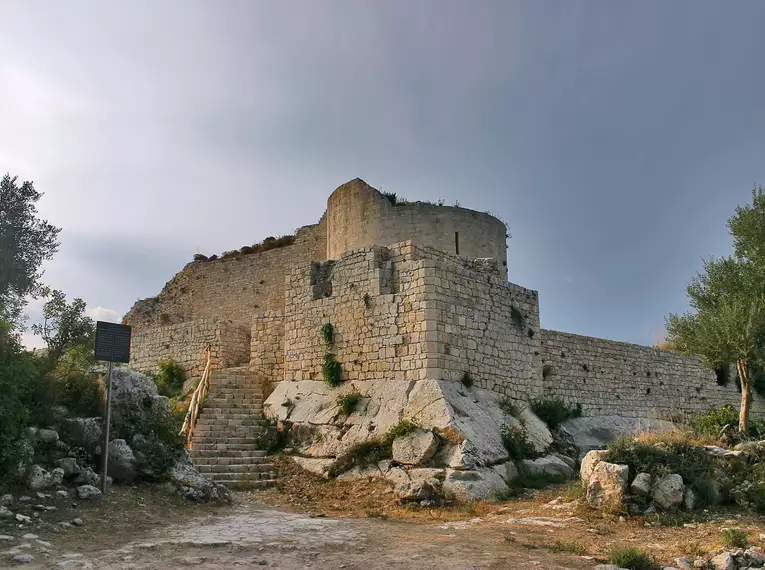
xmin=2 ymin=1 xmax=764 ymax=349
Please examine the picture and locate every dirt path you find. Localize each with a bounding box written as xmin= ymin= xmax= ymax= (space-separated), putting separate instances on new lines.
xmin=0 ymin=489 xmax=592 ymax=569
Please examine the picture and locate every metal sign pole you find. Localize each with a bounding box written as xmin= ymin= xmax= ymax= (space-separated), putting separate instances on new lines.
xmin=99 ymin=337 xmax=115 ymax=494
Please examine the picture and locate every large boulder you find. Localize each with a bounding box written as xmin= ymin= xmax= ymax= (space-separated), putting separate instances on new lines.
xmin=25 ymin=465 xmax=52 ymax=491
xmin=580 ymin=449 xmax=609 ymax=483
xmin=520 ymin=455 xmax=574 ymax=481
xmin=59 ymin=418 xmax=102 ymax=454
xmin=384 ymin=467 xmax=445 ymax=501
xmin=37 ymin=429 xmax=59 ymax=445
xmin=560 ymin=416 xmax=676 ymax=459
xmin=107 ymin=439 xmax=137 ymax=482
xmin=630 ymin=472 xmax=652 ymax=497
xmin=586 ymin=462 xmax=629 ymax=510
xmin=442 ymin=467 xmax=510 ymax=501
xmin=109 ymin=368 xmax=172 ymax=434
xmin=168 ymin=461 xmax=232 ymax=503
xmin=55 ymin=458 xmax=81 ymax=478
xmin=392 ymin=428 xmax=438 ymax=465
xmin=77 ymin=485 xmax=102 ymax=500
xmin=652 ymin=474 xmax=685 ymax=510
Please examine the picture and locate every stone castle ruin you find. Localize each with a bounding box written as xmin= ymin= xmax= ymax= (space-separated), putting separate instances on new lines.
xmin=123 ymin=178 xmax=754 ymax=498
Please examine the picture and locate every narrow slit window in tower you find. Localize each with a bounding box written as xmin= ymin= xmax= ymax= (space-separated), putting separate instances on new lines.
xmin=455 ymin=232 xmax=460 ymax=255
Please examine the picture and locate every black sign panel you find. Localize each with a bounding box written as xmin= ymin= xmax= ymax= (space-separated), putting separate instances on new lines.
xmin=94 ymin=321 xmax=132 ymax=363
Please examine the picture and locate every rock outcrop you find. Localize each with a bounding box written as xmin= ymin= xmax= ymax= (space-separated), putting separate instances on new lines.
xmin=264 ymin=379 xmax=562 ymax=501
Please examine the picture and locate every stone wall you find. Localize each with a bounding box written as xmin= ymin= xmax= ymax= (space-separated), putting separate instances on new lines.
xmin=539 ymin=329 xmax=763 ymax=421
xmin=129 ymin=318 xmax=250 ymax=377
xmin=280 ymin=240 xmax=535 ymax=399
xmin=282 ymin=244 xmax=430 ymax=382
xmin=123 ymin=219 xmax=327 ymax=332
xmin=250 ymin=309 xmax=285 ymax=383
xmin=420 ymin=247 xmax=542 ymax=400
xmin=326 ymin=179 xmax=508 ymax=277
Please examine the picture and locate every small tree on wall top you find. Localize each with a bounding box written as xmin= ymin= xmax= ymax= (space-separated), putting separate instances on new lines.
xmin=666 ymin=186 xmax=765 ymax=434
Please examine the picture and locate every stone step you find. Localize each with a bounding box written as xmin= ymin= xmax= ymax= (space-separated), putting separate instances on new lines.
xmin=194 ymin=457 xmax=273 ymax=467
xmin=193 ymin=436 xmax=266 ymax=445
xmin=196 ymin=463 xmax=276 ymax=474
xmin=191 ymin=449 xmax=267 ymax=458
xmin=197 ymin=416 xmax=268 ymax=429
xmin=212 ymin=477 xmax=277 ymax=489
xmin=193 ymin=443 xmax=264 ymax=451
xmin=194 ymin=423 xmax=266 ymax=437
xmin=197 ymin=411 xmax=264 ymax=419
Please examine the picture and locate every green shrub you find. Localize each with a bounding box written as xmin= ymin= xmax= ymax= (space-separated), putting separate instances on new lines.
xmin=461 ymin=372 xmax=474 ymax=388
xmin=529 ymin=397 xmax=582 ymax=429
xmin=57 ymin=371 xmax=104 ymax=418
xmin=692 ymin=404 xmax=739 ymax=436
xmin=692 ymin=404 xmax=765 ymax=438
xmin=363 ymin=294 xmax=372 ymax=309
xmin=320 ymin=322 xmax=334 ymax=346
xmin=155 ymin=359 xmax=186 ymax=398
xmin=381 ymin=191 xmax=398 ymax=205
xmin=731 ymin=461 xmax=765 ymax=513
xmin=382 ymin=419 xmax=418 ymax=446
xmin=499 ymin=397 xmax=521 ymax=417
xmin=0 ymin=327 xmax=35 ymax=482
xmin=322 ymin=353 xmax=341 ymax=387
xmin=604 ymin=435 xmax=717 ymax=508
xmin=722 ymin=528 xmax=748 ymax=549
xmin=501 ymin=424 xmax=537 ymax=460
xmin=337 ymin=391 xmax=362 ymax=416
xmin=606 ymin=546 xmax=656 ymax=570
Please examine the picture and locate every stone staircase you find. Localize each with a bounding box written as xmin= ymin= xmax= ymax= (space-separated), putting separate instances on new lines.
xmin=190 ymin=366 xmax=277 ymax=488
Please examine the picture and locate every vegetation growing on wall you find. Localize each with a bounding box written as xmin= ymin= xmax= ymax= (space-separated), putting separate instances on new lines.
xmin=529 ymin=397 xmax=582 ymax=429
xmin=322 ymin=353 xmax=342 ymax=387
xmin=336 ymin=391 xmax=362 ymax=416
xmin=194 ymin=234 xmax=297 ymax=263
xmin=321 ymin=322 xmax=335 ymax=346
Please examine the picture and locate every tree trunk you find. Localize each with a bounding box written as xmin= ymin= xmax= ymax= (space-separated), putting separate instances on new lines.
xmin=737 ymin=360 xmax=752 ymax=435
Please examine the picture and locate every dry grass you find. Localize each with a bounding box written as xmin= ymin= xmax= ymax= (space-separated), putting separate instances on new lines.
xmin=253 ymin=460 xmax=765 ymax=567
xmin=633 ymin=427 xmax=718 ymax=448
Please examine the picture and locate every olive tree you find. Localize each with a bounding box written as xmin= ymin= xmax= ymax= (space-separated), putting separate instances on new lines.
xmin=666 ymin=186 xmax=765 ymax=434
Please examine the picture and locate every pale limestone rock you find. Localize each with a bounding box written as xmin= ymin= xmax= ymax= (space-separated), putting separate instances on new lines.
xmin=50 ymin=468 xmax=65 ymax=487
xmin=586 ymin=462 xmax=629 ymax=510
xmin=709 ymin=552 xmax=735 ymax=570
xmin=37 ymin=429 xmax=59 ymax=445
xmin=580 ymin=449 xmax=609 ymax=483
xmin=106 ymin=439 xmax=136 ymax=483
xmin=291 ymin=457 xmax=334 ymax=478
xmin=517 ymin=406 xmax=553 ymax=453
xmin=491 ymin=461 xmax=519 ymax=485
xmin=391 ymin=428 xmax=437 ymax=465
xmin=652 ymin=474 xmax=685 ymax=511
xmin=401 ymin=468 xmax=445 ymax=501
xmin=442 ymin=467 xmax=510 ymax=501
xmin=55 ymin=458 xmax=81 ymax=478
xmin=683 ymin=488 xmax=697 ymax=511
xmin=0 ymin=505 xmax=12 ymax=518
xmin=520 ymin=455 xmax=574 ymax=481
xmin=335 ymin=464 xmax=382 ymax=482
xmin=76 ymin=485 xmax=102 ymax=500
xmin=630 ymin=472 xmax=652 ymax=497
xmin=26 ymin=466 xmax=52 ymax=491
xmin=560 ymin=416 xmax=676 ymax=459
xmin=674 ymin=558 xmax=693 ymax=570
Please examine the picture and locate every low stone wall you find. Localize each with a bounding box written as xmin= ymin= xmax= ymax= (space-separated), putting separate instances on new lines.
xmin=539 ymin=329 xmax=763 ymax=421
xmin=129 ymin=318 xmax=251 ymax=376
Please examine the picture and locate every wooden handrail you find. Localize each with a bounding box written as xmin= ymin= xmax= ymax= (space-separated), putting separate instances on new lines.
xmin=180 ymin=345 xmax=212 ymax=449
